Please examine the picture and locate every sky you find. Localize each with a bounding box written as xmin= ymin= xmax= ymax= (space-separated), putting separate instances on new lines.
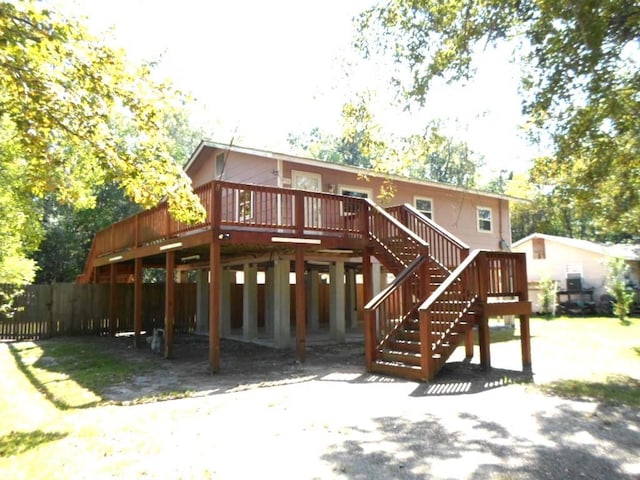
xmin=54 ymin=0 xmax=540 ymax=176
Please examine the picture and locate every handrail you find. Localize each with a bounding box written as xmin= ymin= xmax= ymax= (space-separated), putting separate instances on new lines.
xmin=364 ymin=254 xmax=428 ymax=311
xmin=418 ymin=250 xmax=482 ymax=313
xmin=366 ymin=199 xmax=428 ymax=249
xmin=401 ymin=203 xmax=469 ymax=251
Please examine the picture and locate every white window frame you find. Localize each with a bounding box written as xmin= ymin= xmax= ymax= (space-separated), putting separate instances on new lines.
xmin=339 ymin=185 xmax=372 ymax=215
xmin=477 ymin=206 xmax=493 ymax=233
xmin=413 ymin=196 xmax=434 ymax=220
xmin=291 ymin=170 xmax=322 ymax=192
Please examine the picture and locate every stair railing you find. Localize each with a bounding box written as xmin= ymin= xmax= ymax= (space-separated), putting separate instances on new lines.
xmin=386 ymin=203 xmax=470 ymax=271
xmin=417 ymin=250 xmax=484 ymax=378
xmin=363 ymin=199 xmax=432 ymax=368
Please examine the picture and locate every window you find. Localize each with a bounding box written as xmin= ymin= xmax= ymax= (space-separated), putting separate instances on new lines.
xmin=215 ymin=153 xmax=225 ymax=179
xmin=532 ymin=237 xmax=546 ymax=259
xmin=237 ymin=190 xmax=253 ymax=221
xmin=414 ymin=197 xmax=433 ymax=220
xmin=291 ymin=170 xmax=322 ymax=192
xmin=477 ymin=207 xmax=492 ymax=232
xmin=340 ymin=186 xmax=371 ymax=214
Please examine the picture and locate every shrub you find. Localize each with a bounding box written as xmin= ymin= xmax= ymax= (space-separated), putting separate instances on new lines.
xmin=606 ymin=257 xmax=635 ymax=325
xmin=538 ymin=276 xmax=557 ymax=318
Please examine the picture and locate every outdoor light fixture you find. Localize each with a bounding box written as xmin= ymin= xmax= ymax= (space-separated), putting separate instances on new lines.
xmin=271 ymin=237 xmax=321 ymax=245
xmin=109 ymin=255 xmax=123 ymax=262
xmin=218 ymin=233 xmax=231 ymax=240
xmin=181 ymin=255 xmax=200 ymax=262
xmin=159 ymin=242 xmax=183 ymax=251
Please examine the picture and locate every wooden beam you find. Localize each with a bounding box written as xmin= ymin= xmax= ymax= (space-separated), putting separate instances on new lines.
xmin=109 ymin=263 xmax=116 ymax=336
xmin=362 ymin=247 xmax=375 ymax=370
xmin=295 ymin=247 xmax=307 ymax=362
xmin=209 ymin=239 xmax=221 ymax=372
xmin=520 ymin=314 xmax=532 ymax=371
xmin=133 ymin=257 xmax=143 ymax=348
xmin=164 ymin=250 xmax=175 ymax=359
xmin=484 ymin=301 xmax=532 ymax=317
xmin=477 ymin=311 xmax=491 ymax=370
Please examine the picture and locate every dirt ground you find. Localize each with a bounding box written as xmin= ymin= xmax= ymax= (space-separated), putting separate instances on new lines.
xmin=3 ymin=332 xmax=640 ymax=479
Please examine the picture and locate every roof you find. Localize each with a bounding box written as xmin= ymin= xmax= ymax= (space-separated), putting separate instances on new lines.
xmin=512 ymin=233 xmax=640 ymax=260
xmin=185 ymin=140 xmax=525 ymax=203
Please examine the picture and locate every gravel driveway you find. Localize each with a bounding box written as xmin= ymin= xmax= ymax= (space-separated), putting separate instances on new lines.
xmin=3 ymin=332 xmax=640 ymax=479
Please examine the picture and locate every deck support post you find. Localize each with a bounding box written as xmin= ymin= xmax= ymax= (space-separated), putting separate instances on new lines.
xmin=264 ymin=265 xmax=274 ymax=336
xmin=195 ymin=269 xmax=209 ymax=334
xmin=329 ymin=260 xmax=346 ymax=342
xmin=295 ymin=247 xmax=307 ymax=362
xmin=273 ymin=259 xmax=291 ymax=348
xmin=464 ymin=328 xmax=474 ymax=360
xmin=108 ymin=263 xmax=117 ymax=336
xmin=209 ymin=239 xmax=221 ymax=372
xmin=520 ymin=314 xmax=532 ymax=371
xmin=164 ymin=251 xmax=175 ymax=359
xmin=477 ymin=311 xmax=491 ymax=370
xmin=133 ymin=257 xmax=143 ymax=347
xmin=242 ymin=263 xmax=258 ymax=340
xmin=220 ymin=267 xmax=231 ymax=337
xmin=306 ymin=268 xmax=320 ymax=331
xmin=362 ymin=247 xmax=375 ymax=370
xmin=346 ymin=267 xmax=358 ymax=329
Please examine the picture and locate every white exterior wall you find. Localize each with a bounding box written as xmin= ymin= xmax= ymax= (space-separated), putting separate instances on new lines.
xmin=513 ymin=239 xmax=609 ymax=312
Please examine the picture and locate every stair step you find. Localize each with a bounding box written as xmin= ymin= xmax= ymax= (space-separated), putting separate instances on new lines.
xmin=370 ymin=360 xmax=426 ymax=381
xmin=388 ymin=339 xmax=421 ymax=352
xmin=380 ymin=349 xmax=422 ymax=366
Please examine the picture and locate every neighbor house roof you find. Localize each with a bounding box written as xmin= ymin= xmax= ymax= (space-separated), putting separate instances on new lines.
xmin=512 ymin=233 xmax=640 ymax=260
xmin=185 ymin=140 xmax=525 ymax=203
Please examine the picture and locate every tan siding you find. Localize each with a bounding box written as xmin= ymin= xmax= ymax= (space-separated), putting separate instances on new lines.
xmin=187 ymin=148 xmax=279 ymax=188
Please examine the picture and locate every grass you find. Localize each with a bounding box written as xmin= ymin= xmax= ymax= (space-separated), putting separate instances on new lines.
xmin=7 ymin=337 xmax=151 ymax=409
xmin=526 ymin=315 xmax=640 ymax=406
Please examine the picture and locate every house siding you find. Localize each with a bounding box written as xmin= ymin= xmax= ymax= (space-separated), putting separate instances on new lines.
xmin=512 ymin=239 xmax=609 ymax=311
xmin=187 ymin=144 xmax=512 ymax=251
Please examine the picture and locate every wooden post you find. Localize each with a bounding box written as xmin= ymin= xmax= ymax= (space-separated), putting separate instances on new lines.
xmin=362 ymin=247 xmax=375 ymax=370
xmin=419 ymin=309 xmax=432 ymax=380
xmin=109 ymin=263 xmax=116 ymax=336
xmin=477 ymin=312 xmax=491 ymax=370
xmin=295 ymin=190 xmax=305 ymax=236
xmin=209 ymin=183 xmax=222 ymax=372
xmin=518 ymin=253 xmax=532 ymax=371
xmin=164 ymin=250 xmax=175 ymax=359
xmin=295 ymin=247 xmax=307 ymax=362
xmin=133 ymin=257 xmax=143 ymax=348
xmin=476 ymin=252 xmax=491 ymax=370
xmin=464 ymin=328 xmax=474 ymax=360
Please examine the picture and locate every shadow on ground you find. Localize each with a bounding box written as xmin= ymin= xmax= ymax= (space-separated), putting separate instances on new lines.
xmin=0 ymin=430 xmax=67 ymax=457
xmin=321 ymin=403 xmax=640 ymax=479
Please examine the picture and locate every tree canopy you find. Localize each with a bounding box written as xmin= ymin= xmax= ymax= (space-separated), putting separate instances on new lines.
xmin=0 ymin=1 xmax=206 ymax=283
xmin=357 ymin=0 xmax=640 ymax=236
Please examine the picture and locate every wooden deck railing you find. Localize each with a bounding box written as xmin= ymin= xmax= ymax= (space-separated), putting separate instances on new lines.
xmin=86 ymin=180 xmax=370 ymax=261
xmin=387 ymin=204 xmax=470 ymax=271
xmin=417 ymin=249 xmax=528 ymax=378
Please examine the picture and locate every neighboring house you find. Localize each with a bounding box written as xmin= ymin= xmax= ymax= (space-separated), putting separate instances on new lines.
xmin=511 ymin=233 xmax=640 ymax=313
xmin=78 ymin=141 xmax=532 ymax=380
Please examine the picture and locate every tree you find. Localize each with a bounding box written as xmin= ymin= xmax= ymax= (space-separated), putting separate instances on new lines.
xmin=402 ymin=124 xmax=480 ymax=187
xmin=0 ymin=1 xmax=206 ymax=285
xmin=357 ymin=0 xmax=640 ymax=236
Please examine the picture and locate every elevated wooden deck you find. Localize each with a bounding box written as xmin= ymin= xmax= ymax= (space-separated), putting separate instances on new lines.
xmin=79 ymin=180 xmax=532 ymax=381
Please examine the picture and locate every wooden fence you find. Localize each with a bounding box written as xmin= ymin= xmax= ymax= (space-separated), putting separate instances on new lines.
xmin=0 ymin=283 xmax=196 ymax=340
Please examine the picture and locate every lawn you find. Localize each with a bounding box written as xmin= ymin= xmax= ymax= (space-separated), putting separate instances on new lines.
xmin=0 ymin=316 xmax=638 ymax=479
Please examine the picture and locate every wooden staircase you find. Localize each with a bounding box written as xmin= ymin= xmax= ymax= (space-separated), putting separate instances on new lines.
xmin=364 ymin=204 xmax=530 ymax=381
